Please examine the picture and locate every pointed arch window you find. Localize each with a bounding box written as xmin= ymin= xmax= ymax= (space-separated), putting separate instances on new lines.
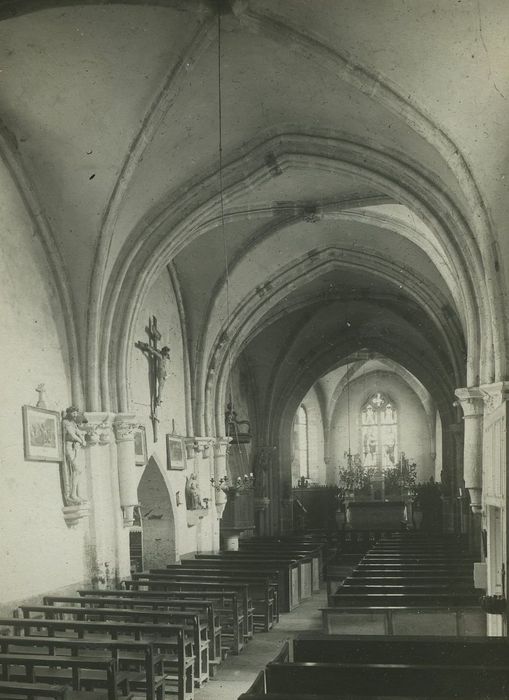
xmin=296 ymin=404 xmax=309 ymax=478
xmin=361 ymin=393 xmax=398 ymax=468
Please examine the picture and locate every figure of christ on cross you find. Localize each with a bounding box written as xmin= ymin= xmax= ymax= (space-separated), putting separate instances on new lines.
xmin=136 ymin=316 xmax=171 ymax=442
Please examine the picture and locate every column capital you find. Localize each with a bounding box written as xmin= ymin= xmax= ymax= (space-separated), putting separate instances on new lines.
xmin=83 ymin=412 xmax=115 ymax=446
xmin=113 ymin=413 xmax=138 ymax=443
xmin=479 ymin=381 xmax=509 ymax=415
xmin=454 ymin=387 xmax=484 ymax=418
xmin=185 ymin=436 xmax=215 ymax=458
xmin=213 ymin=436 xmax=232 ymax=458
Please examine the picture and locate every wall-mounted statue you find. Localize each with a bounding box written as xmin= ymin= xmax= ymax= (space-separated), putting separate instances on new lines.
xmin=62 ymin=406 xmax=88 ymax=505
xmin=185 ymin=473 xmax=202 ymax=510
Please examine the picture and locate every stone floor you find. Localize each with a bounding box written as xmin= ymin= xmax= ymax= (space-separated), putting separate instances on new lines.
xmin=196 ymin=589 xmax=327 ymax=700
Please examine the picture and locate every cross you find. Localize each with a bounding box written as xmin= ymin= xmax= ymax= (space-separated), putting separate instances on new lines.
xmin=136 ymin=315 xmax=163 ymax=443
xmin=372 ymin=393 xmax=384 ymax=408
xmin=146 ymin=316 xmax=161 ymax=351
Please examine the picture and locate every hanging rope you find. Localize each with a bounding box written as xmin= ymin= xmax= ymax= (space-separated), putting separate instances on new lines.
xmin=346 ymin=361 xmax=352 ymax=464
xmin=217 ymin=3 xmax=234 ymax=411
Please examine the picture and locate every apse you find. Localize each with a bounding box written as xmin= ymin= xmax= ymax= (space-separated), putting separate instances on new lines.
xmin=292 ymin=355 xmax=440 ymax=487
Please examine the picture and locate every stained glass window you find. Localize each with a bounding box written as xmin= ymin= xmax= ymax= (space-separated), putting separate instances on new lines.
xmin=361 ymin=393 xmax=398 ymax=469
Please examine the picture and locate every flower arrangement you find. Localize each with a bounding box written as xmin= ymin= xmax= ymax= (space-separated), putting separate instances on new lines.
xmin=210 ymin=473 xmax=254 ymax=495
xmin=384 ymin=455 xmax=417 ymax=495
xmin=337 ymin=453 xmax=375 ymax=494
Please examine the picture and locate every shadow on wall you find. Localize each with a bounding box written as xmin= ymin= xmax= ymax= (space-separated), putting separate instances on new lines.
xmin=137 ymin=456 xmax=178 ymax=568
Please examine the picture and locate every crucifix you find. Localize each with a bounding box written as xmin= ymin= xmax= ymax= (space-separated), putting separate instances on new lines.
xmin=135 ymin=316 xmax=171 ymax=442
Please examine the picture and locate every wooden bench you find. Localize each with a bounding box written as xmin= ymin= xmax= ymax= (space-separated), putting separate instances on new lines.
xmin=122 ymin=581 xmax=245 ymax=655
xmin=0 ymin=680 xmax=71 ymax=699
xmin=328 ymin=591 xmax=479 ymax=607
xmin=49 ymin=594 xmax=221 ymax=677
xmin=169 ymin=564 xmax=277 ymax=629
xmin=0 ymin=653 xmax=124 ymax=700
xmin=238 ymin=543 xmax=323 ymax=590
xmin=293 ymin=632 xmax=509 ymax=666
xmin=194 ymin=554 xmax=302 ymax=611
xmin=0 ymin=617 xmax=193 ymax=700
xmin=239 ymin=660 xmax=509 ymax=698
xmin=19 ymin=604 xmax=208 ymax=689
xmin=196 ymin=552 xmax=311 ymax=604
xmin=321 ymin=605 xmax=486 ymax=636
xmin=0 ymin=636 xmax=163 ymax=700
xmin=129 ymin=574 xmax=253 ymax=643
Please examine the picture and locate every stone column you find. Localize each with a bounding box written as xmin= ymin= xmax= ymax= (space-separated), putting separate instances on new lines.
xmin=455 ymin=387 xmax=484 ymax=512
xmin=113 ymin=414 xmax=139 ymax=527
xmin=213 ymin=438 xmax=231 ymax=519
xmin=82 ymin=412 xmax=117 ymax=585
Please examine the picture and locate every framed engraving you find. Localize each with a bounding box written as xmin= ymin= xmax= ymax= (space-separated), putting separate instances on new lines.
xmin=166 ymin=435 xmax=185 ymax=470
xmin=134 ymin=425 xmax=148 ymax=466
xmin=22 ymin=405 xmax=63 ymax=462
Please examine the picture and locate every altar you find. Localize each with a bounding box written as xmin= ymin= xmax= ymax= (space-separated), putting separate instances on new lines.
xmin=346 ymin=500 xmax=407 ymax=530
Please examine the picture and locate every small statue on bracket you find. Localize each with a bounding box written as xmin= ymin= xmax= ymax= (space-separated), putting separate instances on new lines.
xmin=62 ymin=406 xmax=88 ymax=505
xmin=185 ymin=473 xmax=202 ymax=510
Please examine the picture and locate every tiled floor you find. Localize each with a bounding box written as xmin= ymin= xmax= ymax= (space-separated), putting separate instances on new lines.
xmin=196 ymin=589 xmax=327 ymax=700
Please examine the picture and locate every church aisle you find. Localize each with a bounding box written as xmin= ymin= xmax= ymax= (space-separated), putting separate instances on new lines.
xmin=195 ymin=589 xmax=327 ymax=700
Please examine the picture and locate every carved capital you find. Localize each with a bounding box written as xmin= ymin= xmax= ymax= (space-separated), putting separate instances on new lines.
xmin=479 ymin=382 xmax=509 ymax=415
xmin=83 ymin=412 xmax=114 ymax=446
xmin=213 ymin=437 xmax=232 ymax=459
xmin=454 ymin=387 xmax=484 ymax=419
xmin=186 ymin=436 xmax=214 ymax=458
xmin=113 ymin=414 xmax=138 ymax=443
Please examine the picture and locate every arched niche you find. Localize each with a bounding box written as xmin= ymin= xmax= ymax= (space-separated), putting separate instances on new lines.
xmin=137 ymin=455 xmax=179 ymax=568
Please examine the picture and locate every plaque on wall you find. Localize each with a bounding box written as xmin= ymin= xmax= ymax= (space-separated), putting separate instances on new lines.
xmin=166 ymin=435 xmax=185 ymax=470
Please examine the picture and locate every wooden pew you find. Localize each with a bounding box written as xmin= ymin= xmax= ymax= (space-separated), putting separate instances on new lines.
xmin=0 ymin=653 xmax=123 ymax=700
xmin=328 ymin=591 xmax=479 ymax=607
xmin=18 ymin=604 xmax=208 ymax=689
xmin=0 ymin=636 xmax=163 ymax=700
xmin=193 ymin=554 xmax=302 ymax=611
xmin=0 ymin=617 xmax=193 ymax=700
xmin=292 ymin=632 xmax=509 ymax=666
xmin=158 ymin=565 xmax=277 ymax=624
xmin=166 ymin=564 xmax=277 ymax=629
xmin=48 ymin=594 xmax=221 ymax=677
xmin=321 ymin=605 xmax=486 ymax=636
xmin=129 ymin=574 xmax=254 ymax=642
xmin=238 ymin=543 xmax=323 ymax=590
xmin=239 ymin=660 xmax=509 ymax=698
xmin=121 ymin=580 xmax=245 ymax=655
xmin=0 ymin=680 xmax=70 ymax=699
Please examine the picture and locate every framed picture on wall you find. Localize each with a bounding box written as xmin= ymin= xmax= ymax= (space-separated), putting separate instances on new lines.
xmin=166 ymin=435 xmax=185 ymax=470
xmin=134 ymin=425 xmax=148 ymax=466
xmin=22 ymin=405 xmax=63 ymax=462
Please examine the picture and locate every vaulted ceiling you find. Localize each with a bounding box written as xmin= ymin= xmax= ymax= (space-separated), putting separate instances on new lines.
xmin=1 ymin=0 xmax=508 ymax=423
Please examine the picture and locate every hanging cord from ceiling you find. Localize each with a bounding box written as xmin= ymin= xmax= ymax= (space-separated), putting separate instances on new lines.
xmin=217 ymin=2 xmax=234 ymax=412
xmin=217 ymin=4 xmax=250 ymax=478
xmin=346 ymin=360 xmax=352 ymax=466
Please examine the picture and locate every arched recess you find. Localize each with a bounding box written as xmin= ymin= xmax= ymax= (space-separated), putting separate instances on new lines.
xmin=137 ymin=455 xmax=179 ymax=569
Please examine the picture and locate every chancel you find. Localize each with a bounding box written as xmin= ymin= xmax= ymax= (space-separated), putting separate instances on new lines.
xmin=1 ymin=2 xmax=509 ymax=699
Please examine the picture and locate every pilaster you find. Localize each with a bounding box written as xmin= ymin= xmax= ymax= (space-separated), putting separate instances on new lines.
xmin=82 ymin=412 xmax=117 ymax=582
xmin=113 ymin=413 xmax=138 ymax=527
xmin=455 ymin=387 xmax=484 ymax=513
